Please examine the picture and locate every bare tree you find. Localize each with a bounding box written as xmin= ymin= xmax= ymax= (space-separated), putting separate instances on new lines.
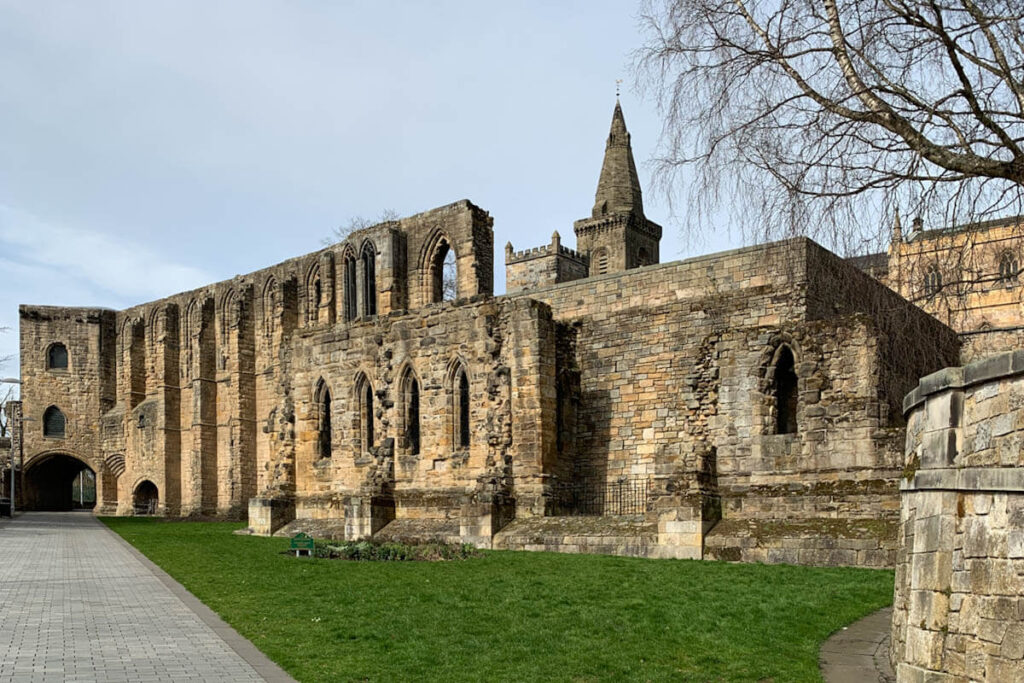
xmin=635 ymin=0 xmax=1024 ymax=254
xmin=323 ymin=209 xmax=400 ymax=247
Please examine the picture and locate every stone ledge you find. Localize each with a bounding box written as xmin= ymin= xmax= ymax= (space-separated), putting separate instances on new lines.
xmin=902 ymin=467 xmax=1024 ymax=493
xmin=903 ymin=350 xmax=1024 ymax=415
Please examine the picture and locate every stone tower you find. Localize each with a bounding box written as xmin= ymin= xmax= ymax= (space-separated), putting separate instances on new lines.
xmin=573 ymin=100 xmax=662 ymax=276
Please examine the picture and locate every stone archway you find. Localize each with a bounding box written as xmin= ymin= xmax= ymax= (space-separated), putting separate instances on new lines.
xmin=23 ymin=453 xmax=96 ymax=511
xmin=133 ymin=480 xmax=159 ymax=515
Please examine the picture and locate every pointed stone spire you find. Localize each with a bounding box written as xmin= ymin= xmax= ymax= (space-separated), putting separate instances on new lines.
xmin=892 ymin=210 xmax=903 ymax=243
xmin=591 ymin=100 xmax=645 ymax=219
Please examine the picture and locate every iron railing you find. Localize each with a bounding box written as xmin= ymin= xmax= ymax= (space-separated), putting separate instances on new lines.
xmin=551 ymin=478 xmax=649 ymax=516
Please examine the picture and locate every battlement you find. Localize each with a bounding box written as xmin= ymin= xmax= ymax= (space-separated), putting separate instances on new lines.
xmin=504 ymin=232 xmax=589 ymax=294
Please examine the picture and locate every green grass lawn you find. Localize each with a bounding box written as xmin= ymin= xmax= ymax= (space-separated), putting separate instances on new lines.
xmin=101 ymin=518 xmax=893 ymax=682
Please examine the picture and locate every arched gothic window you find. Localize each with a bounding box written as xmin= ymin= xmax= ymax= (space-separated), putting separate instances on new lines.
xmin=361 ymin=242 xmax=377 ymax=316
xmin=999 ymin=251 xmax=1019 ymax=285
xmin=401 ymin=369 xmax=420 ymax=455
xmin=593 ymin=249 xmax=609 ymax=275
xmin=43 ymin=406 xmax=66 ymax=438
xmin=343 ymin=251 xmax=357 ymax=321
xmin=923 ymin=263 xmax=942 ymax=296
xmin=355 ymin=374 xmax=374 ymax=455
xmin=47 ymin=343 xmax=68 ymax=370
xmin=307 ymin=265 xmax=322 ymax=324
xmin=771 ymin=346 xmax=798 ymax=435
xmin=315 ymin=380 xmax=332 ymax=459
xmin=428 ymin=237 xmax=457 ymax=303
xmin=451 ymin=364 xmax=470 ymax=449
xmin=263 ymin=278 xmax=278 ymax=337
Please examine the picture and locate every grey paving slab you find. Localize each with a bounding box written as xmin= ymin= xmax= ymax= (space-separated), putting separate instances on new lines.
xmin=0 ymin=512 xmax=295 ymax=683
xmin=820 ymin=606 xmax=895 ymax=683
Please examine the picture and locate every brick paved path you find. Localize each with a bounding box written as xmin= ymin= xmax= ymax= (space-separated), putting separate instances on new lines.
xmin=0 ymin=512 xmax=293 ymax=683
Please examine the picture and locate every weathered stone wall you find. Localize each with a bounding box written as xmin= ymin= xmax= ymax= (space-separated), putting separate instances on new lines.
xmin=18 ymin=201 xmax=494 ymax=521
xmin=892 ymin=351 xmax=1024 ymax=681
xmin=505 ymin=238 xmax=959 ymax=564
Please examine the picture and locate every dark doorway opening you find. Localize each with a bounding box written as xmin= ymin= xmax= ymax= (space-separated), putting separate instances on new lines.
xmin=24 ymin=454 xmax=96 ymax=511
xmin=133 ymin=480 xmax=159 ymax=515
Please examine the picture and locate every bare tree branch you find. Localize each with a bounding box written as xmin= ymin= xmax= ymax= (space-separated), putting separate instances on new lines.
xmin=635 ymin=0 xmax=1024 ymax=254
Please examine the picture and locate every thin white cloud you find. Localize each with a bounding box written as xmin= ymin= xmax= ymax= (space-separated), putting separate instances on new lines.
xmin=0 ymin=204 xmax=213 ymax=304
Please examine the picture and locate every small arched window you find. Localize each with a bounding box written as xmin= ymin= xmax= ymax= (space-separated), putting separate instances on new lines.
xmin=923 ymin=263 xmax=942 ymax=297
xmin=43 ymin=406 xmax=66 ymax=438
xmin=452 ymin=365 xmax=470 ymax=449
xmin=362 ymin=242 xmax=377 ymax=316
xmin=594 ymin=249 xmax=609 ymax=275
xmin=637 ymin=247 xmax=650 ymax=268
xmin=998 ymin=251 xmax=1019 ymax=286
xmin=47 ymin=343 xmax=68 ymax=370
xmin=771 ymin=346 xmax=798 ymax=435
xmin=343 ymin=251 xmax=357 ymax=321
xmin=315 ymin=380 xmax=332 ymax=459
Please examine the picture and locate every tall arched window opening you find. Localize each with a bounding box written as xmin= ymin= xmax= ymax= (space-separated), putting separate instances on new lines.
xmin=355 ymin=374 xmax=375 ymax=455
xmin=401 ymin=371 xmax=420 ymax=455
xmin=362 ymin=243 xmax=377 ymax=316
xmin=306 ymin=265 xmax=322 ymax=324
xmin=43 ymin=406 xmax=66 ymax=438
xmin=452 ymin=367 xmax=470 ymax=449
xmin=999 ymin=251 xmax=1019 ymax=285
xmin=343 ymin=252 xmax=357 ymax=321
xmin=47 ymin=343 xmax=68 ymax=370
xmin=315 ymin=380 xmax=332 ymax=459
xmin=429 ymin=238 xmax=457 ymax=303
xmin=772 ymin=346 xmax=798 ymax=435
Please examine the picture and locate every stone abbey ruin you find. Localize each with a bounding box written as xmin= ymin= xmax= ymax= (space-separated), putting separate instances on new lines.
xmin=9 ymin=102 xmax=1023 ymax=571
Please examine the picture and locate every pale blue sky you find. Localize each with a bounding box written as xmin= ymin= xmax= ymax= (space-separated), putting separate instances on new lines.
xmin=0 ymin=0 xmax=741 ymax=381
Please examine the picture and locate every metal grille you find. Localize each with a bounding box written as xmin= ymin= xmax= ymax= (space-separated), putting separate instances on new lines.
xmin=552 ymin=478 xmax=649 ymax=516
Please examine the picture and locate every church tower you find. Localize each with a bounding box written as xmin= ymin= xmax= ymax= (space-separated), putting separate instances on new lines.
xmin=573 ymin=100 xmax=662 ymax=276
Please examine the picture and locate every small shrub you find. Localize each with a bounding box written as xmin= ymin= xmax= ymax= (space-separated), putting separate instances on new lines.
xmin=305 ymin=538 xmax=479 ymax=561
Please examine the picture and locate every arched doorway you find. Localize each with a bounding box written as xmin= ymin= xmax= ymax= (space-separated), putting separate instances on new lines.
xmin=23 ymin=454 xmax=96 ymax=511
xmin=133 ymin=480 xmax=159 ymax=515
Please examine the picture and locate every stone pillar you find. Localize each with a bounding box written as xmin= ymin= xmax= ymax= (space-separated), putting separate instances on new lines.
xmin=460 ymin=492 xmax=515 ymax=548
xmin=893 ymin=351 xmax=1024 ymax=681
xmin=344 ymin=495 xmax=395 ymax=540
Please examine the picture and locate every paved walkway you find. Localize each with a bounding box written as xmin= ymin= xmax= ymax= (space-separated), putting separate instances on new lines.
xmin=819 ymin=606 xmax=895 ymax=683
xmin=0 ymin=512 xmax=294 ymax=683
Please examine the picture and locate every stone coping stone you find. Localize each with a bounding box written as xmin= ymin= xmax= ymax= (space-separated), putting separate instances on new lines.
xmin=494 ymin=515 xmax=656 ymax=541
xmin=372 ymin=518 xmax=462 ymax=544
xmin=704 ymin=517 xmax=898 ymax=543
xmin=901 ymin=466 xmax=1024 ymax=493
xmin=272 ymin=518 xmax=348 ymax=540
xmin=903 ymin=350 xmax=1024 ymax=415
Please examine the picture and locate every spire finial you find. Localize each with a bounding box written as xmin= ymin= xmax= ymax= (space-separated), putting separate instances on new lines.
xmin=615 ymin=79 xmax=622 ymax=99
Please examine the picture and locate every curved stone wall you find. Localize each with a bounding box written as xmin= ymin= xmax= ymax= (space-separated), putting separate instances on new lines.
xmin=893 ymin=351 xmax=1024 ymax=681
